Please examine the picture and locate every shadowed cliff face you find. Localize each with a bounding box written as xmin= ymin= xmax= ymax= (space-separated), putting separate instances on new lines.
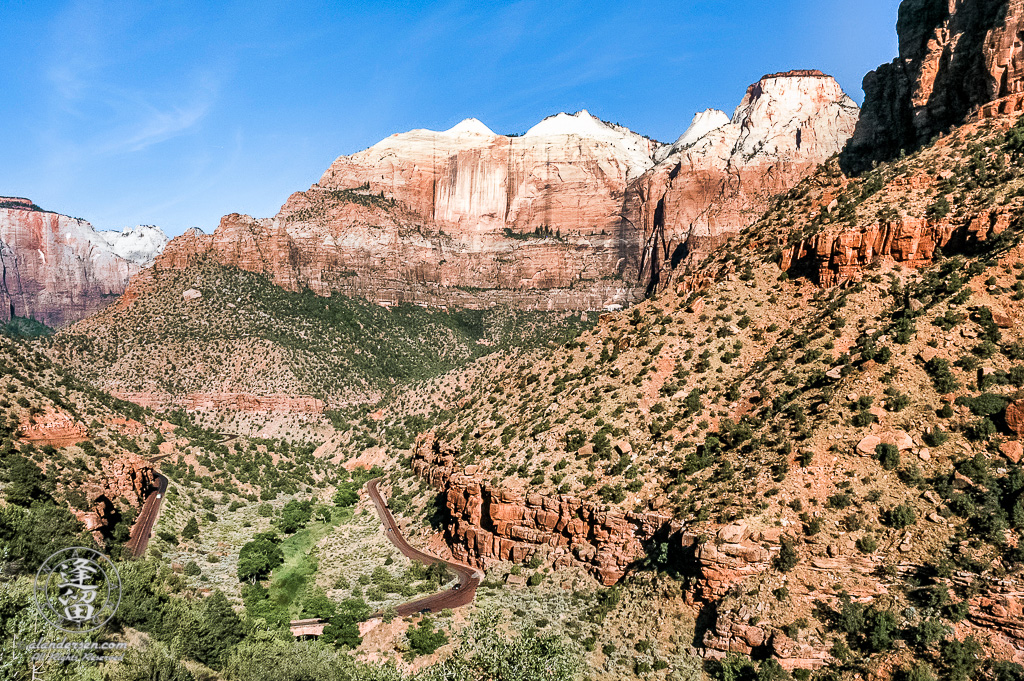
xmin=843 ymin=0 xmax=1024 ymax=172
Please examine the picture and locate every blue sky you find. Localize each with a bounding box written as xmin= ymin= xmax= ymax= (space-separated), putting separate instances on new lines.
xmin=0 ymin=0 xmax=902 ymax=236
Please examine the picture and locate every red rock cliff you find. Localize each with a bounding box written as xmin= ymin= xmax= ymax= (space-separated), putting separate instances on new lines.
xmin=0 ymin=198 xmax=147 ymax=327
xmin=148 ymin=76 xmax=857 ymax=309
xmin=412 ymin=434 xmax=674 ymax=585
xmin=844 ymin=0 xmax=1024 ymax=171
xmin=629 ymin=71 xmax=859 ymax=289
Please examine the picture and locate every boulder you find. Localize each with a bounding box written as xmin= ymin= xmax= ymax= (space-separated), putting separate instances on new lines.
xmin=1000 ymin=440 xmax=1024 ymax=464
xmin=1006 ymin=400 xmax=1024 ymax=436
xmin=992 ymin=308 xmax=1015 ymax=328
xmin=717 ymin=522 xmax=750 ymax=544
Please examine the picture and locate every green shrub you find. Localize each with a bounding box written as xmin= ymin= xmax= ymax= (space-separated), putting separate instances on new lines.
xmin=774 ymin=537 xmax=799 ymax=572
xmin=926 ymin=358 xmax=960 ymax=393
xmin=875 ymin=443 xmax=900 ymax=470
xmin=896 ymin=664 xmax=937 ymax=681
xmin=886 ymin=503 xmax=917 ymax=529
xmin=407 ymin=617 xmax=449 ymax=657
xmin=237 ymin=533 xmax=284 ymax=582
xmin=856 ymin=535 xmax=878 ymax=553
xmin=906 ymin=618 xmax=948 ymax=649
xmin=992 ymin=661 xmax=1024 ymax=681
xmin=181 ymin=517 xmax=200 ymax=540
xmin=941 ymin=637 xmax=983 ymax=681
xmin=827 ymin=493 xmax=853 ymax=509
xmin=332 ymin=483 xmax=359 ymax=507
xmin=276 ymin=499 xmax=313 ymax=534
xmin=864 ymin=607 xmax=898 ymax=652
xmin=955 ymin=392 xmax=1008 ymax=416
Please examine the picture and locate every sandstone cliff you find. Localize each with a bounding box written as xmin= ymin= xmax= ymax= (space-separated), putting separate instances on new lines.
xmin=629 ymin=71 xmax=859 ymax=289
xmin=0 ymin=198 xmax=166 ymax=327
xmin=149 ymin=73 xmax=856 ymax=309
xmin=412 ymin=433 xmax=675 ymax=585
xmin=844 ymin=0 xmax=1024 ymax=171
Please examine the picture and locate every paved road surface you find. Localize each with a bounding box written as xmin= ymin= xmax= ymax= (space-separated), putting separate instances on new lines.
xmin=125 ymin=472 xmax=168 ymax=557
xmin=365 ymin=478 xmax=481 ymax=616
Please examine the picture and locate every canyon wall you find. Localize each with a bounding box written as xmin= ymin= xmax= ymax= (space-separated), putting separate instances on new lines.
xmin=412 ymin=433 xmax=674 ymax=584
xmin=70 ymin=451 xmax=159 ymax=536
xmin=0 ymin=198 xmax=166 ymax=327
xmin=629 ymin=71 xmax=859 ymax=289
xmin=781 ymin=204 xmax=1015 ymax=286
xmin=844 ymin=0 xmax=1024 ymax=171
xmin=146 ymin=72 xmax=857 ymax=310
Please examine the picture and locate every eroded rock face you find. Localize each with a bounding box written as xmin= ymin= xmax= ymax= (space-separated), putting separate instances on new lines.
xmin=148 ymin=75 xmax=856 ymax=308
xmin=970 ymin=587 xmax=1024 ymax=661
xmin=321 ymin=113 xmax=657 ymax=237
xmin=685 ymin=534 xmax=771 ymax=603
xmin=0 ymin=198 xmax=166 ymax=327
xmin=110 ymin=391 xmax=326 ymax=414
xmin=17 ymin=406 xmax=90 ymax=447
xmin=628 ymin=71 xmax=859 ymax=288
xmin=67 ymin=451 xmax=157 ymax=536
xmin=780 ymin=207 xmax=1012 ymax=285
xmin=844 ymin=0 xmax=1024 ymax=171
xmin=412 ymin=434 xmax=673 ymax=584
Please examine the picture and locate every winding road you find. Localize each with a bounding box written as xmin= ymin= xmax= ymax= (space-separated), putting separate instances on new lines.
xmin=365 ymin=478 xmax=482 ymax=616
xmin=125 ymin=472 xmax=168 ymax=557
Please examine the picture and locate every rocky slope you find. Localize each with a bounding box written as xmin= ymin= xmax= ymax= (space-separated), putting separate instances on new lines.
xmin=148 ymin=72 xmax=856 ymax=310
xmin=56 ymin=259 xmax=590 ymax=415
xmin=412 ymin=432 xmax=674 ymax=585
xmin=341 ymin=100 xmax=1024 ymax=674
xmin=0 ymin=333 xmax=159 ymax=544
xmin=844 ymin=0 xmax=1024 ymax=171
xmin=0 ymin=198 xmax=167 ymax=327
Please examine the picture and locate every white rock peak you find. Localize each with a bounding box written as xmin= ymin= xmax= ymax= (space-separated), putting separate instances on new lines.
xmin=675 ymin=109 xmax=730 ymax=148
xmin=97 ymin=225 xmax=170 ymax=266
xmin=444 ymin=118 xmax=495 ymax=136
xmin=524 ymin=110 xmax=615 ymax=138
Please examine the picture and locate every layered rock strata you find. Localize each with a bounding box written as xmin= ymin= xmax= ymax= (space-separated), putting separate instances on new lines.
xmin=69 ymin=452 xmax=158 ymax=535
xmin=146 ymin=72 xmax=857 ymax=309
xmin=780 ymin=207 xmax=1013 ymax=286
xmin=0 ymin=198 xmax=166 ymax=326
xmin=111 ymin=391 xmax=326 ymax=414
xmin=412 ymin=434 xmax=673 ymax=584
xmin=630 ymin=71 xmax=859 ymax=288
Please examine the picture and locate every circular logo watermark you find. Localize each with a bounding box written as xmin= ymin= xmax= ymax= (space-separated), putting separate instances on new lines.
xmin=34 ymin=548 xmax=121 ymax=633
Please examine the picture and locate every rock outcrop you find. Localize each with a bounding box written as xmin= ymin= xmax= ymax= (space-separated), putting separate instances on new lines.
xmin=780 ymin=207 xmax=1013 ymax=286
xmin=970 ymin=587 xmax=1024 ymax=661
xmin=629 ymin=71 xmax=859 ymax=288
xmin=17 ymin=406 xmax=90 ymax=447
xmin=412 ymin=433 xmax=673 ymax=584
xmin=146 ymin=73 xmax=857 ymax=309
xmin=68 ymin=451 xmax=158 ymax=536
xmin=0 ymin=198 xmax=167 ymax=327
xmin=844 ymin=0 xmax=1024 ymax=171
xmin=111 ymin=391 xmax=326 ymax=414
xmin=684 ymin=530 xmax=772 ymax=603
